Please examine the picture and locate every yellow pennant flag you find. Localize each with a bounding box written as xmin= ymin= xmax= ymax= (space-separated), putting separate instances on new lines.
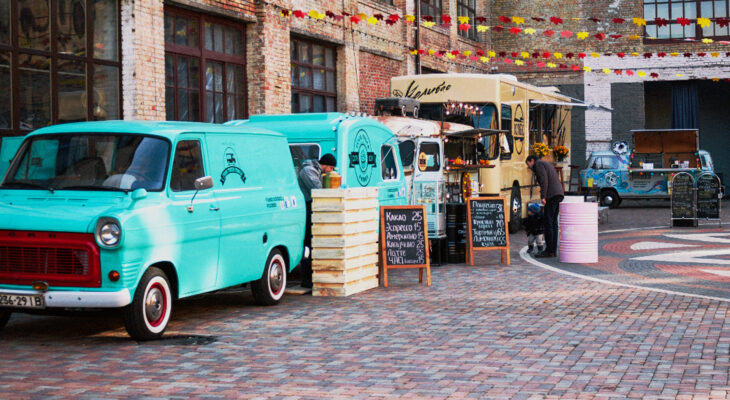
xmin=602 ymin=68 xmax=611 ymax=74
xmin=697 ymin=17 xmax=711 ymax=28
xmin=477 ymin=25 xmax=489 ymax=32
xmin=591 ymin=52 xmax=600 ymax=58
xmin=712 ymin=78 xmax=720 ymax=82
xmin=410 ymin=49 xmax=418 ymax=55
xmin=367 ymin=16 xmax=378 ymax=25
xmin=583 ymin=66 xmax=592 ymax=72
xmin=577 ymin=32 xmax=590 ymax=40
xmin=446 ymin=53 xmax=456 ymax=59
xmin=632 ymin=18 xmax=647 ymax=26
xmin=554 ymin=52 xmax=563 ymax=59
xmin=424 ymin=21 xmax=436 ymax=28
xmin=630 ymin=52 xmax=640 ymax=57
xmin=524 ymin=28 xmax=536 ymax=35
xmin=488 ymin=51 xmax=496 ymax=57
xmin=702 ymin=38 xmax=714 ymax=43
xmin=670 ymin=52 xmax=679 ymax=56
xmin=463 ymin=50 xmax=472 ymax=56
xmin=637 ymin=71 xmax=646 ymax=77
xmin=547 ymin=63 xmax=557 ymax=68
xmin=405 ymin=15 xmax=416 ymax=23
xmin=628 ymin=35 xmax=641 ymax=40
xmin=512 ymin=16 xmax=525 ymax=25
xmin=521 ymin=52 xmax=530 ymax=59
xmin=480 ymin=56 xmax=490 ymax=63
xmin=458 ymin=16 xmax=470 ymax=24
xmin=676 ymin=74 xmax=685 ymax=77
xmin=515 ymin=60 xmax=525 ymax=66
xmin=428 ymin=49 xmax=436 ymax=55
xmin=711 ymin=52 xmax=720 ymax=57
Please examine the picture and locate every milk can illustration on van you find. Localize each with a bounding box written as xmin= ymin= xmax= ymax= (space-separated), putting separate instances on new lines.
xmin=0 ymin=121 xmax=305 ymax=340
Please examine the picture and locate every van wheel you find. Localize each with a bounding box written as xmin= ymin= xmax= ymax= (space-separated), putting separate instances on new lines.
xmin=251 ymin=250 xmax=287 ymax=306
xmin=123 ymin=267 xmax=172 ymax=341
xmin=600 ymin=189 xmax=621 ymax=209
xmin=508 ymin=185 xmax=522 ymax=234
xmin=0 ymin=309 xmax=10 ymax=330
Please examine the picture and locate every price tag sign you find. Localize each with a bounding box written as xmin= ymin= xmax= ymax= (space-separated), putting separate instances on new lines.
xmin=380 ymin=206 xmax=431 ymax=288
xmin=467 ymin=197 xmax=510 ymax=265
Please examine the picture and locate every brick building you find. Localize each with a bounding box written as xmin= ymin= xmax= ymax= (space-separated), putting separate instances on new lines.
xmin=1 ymin=0 xmax=729 ymax=179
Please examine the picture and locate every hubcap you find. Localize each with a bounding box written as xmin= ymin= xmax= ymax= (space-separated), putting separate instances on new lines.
xmin=605 ymin=195 xmax=614 ymax=205
xmin=145 ymin=284 xmax=164 ymax=325
xmin=513 ymin=196 xmax=521 ymax=215
xmin=269 ymin=261 xmax=284 ymax=295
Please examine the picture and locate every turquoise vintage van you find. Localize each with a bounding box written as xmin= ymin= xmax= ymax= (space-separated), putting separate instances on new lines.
xmin=226 ymin=113 xmax=407 ymax=206
xmin=0 ymin=121 xmax=305 ymax=340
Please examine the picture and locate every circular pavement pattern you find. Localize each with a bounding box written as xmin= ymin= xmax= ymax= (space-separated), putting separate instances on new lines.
xmin=523 ymin=226 xmax=730 ymax=301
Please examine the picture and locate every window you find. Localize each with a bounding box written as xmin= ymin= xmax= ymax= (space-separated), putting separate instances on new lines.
xmin=591 ymin=156 xmax=620 ymax=169
xmin=418 ymin=142 xmax=441 ymax=172
xmin=399 ymin=140 xmax=416 ymax=170
xmin=291 ymin=38 xmax=336 ymax=113
xmin=381 ymin=144 xmax=399 ymax=181
xmin=0 ymin=0 xmax=121 ymax=137
xmin=500 ymin=105 xmax=513 ymax=160
xmin=289 ymin=143 xmax=321 ymax=172
xmin=170 ymin=140 xmax=205 ymax=192
xmin=165 ymin=8 xmax=246 ymax=123
xmin=421 ymin=0 xmax=443 ymax=20
xmin=457 ymin=0 xmax=477 ymax=40
xmin=375 ymin=0 xmax=394 ymax=4
xmin=644 ymin=0 xmax=730 ymax=39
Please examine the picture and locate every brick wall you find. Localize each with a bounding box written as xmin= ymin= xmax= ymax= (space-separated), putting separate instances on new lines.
xmin=358 ymin=51 xmax=405 ymax=114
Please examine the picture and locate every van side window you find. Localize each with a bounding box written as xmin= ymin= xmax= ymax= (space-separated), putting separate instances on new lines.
xmin=170 ymin=140 xmax=205 ymax=192
xmin=381 ymin=144 xmax=399 ymax=181
xmin=500 ymin=105 xmax=513 ymax=160
xmin=398 ymin=140 xmax=416 ymax=171
xmin=604 ymin=156 xmax=619 ymax=169
xmin=289 ymin=144 xmax=321 ymax=172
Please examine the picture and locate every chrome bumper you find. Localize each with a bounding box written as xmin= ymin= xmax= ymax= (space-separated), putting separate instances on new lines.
xmin=0 ymin=288 xmax=131 ymax=308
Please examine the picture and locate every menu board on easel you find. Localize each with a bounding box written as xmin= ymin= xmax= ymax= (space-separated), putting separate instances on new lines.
xmin=467 ymin=197 xmax=510 ymax=266
xmin=671 ymin=172 xmax=696 ymax=227
xmin=697 ymin=173 xmax=721 ymax=223
xmin=379 ymin=206 xmax=431 ymax=288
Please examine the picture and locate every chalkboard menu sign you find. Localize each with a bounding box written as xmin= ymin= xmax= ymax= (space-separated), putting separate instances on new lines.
xmin=467 ymin=197 xmax=510 ymax=265
xmin=671 ymin=172 xmax=695 ymax=224
xmin=697 ymin=173 xmax=721 ymax=220
xmin=380 ymin=206 xmax=431 ymax=287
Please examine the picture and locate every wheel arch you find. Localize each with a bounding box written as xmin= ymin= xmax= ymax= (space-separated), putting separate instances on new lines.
xmin=146 ymin=262 xmax=179 ymax=300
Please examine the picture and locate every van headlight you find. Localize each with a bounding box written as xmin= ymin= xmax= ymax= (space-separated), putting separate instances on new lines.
xmin=95 ymin=218 xmax=121 ymax=248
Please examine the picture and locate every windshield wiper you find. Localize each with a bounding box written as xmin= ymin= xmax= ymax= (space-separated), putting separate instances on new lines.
xmin=59 ymin=185 xmax=130 ymax=193
xmin=0 ymin=181 xmax=55 ymax=192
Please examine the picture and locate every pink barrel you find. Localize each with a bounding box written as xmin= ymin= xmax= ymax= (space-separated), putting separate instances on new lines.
xmin=559 ymin=202 xmax=598 ymax=263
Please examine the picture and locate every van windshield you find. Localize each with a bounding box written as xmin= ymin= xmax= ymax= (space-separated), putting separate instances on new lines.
xmin=1 ymin=134 xmax=170 ymax=192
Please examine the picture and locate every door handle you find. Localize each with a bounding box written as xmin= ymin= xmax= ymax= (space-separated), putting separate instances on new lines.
xmin=209 ymin=205 xmax=220 ymax=211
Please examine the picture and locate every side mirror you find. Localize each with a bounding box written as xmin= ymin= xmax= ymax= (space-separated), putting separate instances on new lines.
xmin=194 ymin=176 xmax=214 ymax=191
xmin=187 ymin=176 xmax=214 ymax=213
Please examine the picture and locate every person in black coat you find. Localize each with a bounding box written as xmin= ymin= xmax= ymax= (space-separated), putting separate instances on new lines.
xmin=526 ymin=155 xmax=564 ymax=258
xmin=523 ymin=202 xmax=545 ymax=255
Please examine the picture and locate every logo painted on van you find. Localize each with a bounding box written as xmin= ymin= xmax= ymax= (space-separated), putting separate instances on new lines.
xmin=392 ymin=81 xmax=452 ymax=100
xmin=220 ymin=147 xmax=246 ymax=185
xmin=349 ymin=129 xmax=377 ymax=187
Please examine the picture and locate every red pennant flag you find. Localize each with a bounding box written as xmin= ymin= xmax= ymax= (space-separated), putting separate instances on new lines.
xmin=476 ymin=17 xmax=487 ymax=24
xmin=532 ymin=17 xmax=546 ymax=22
xmin=626 ymin=70 xmax=634 ymax=76
xmin=612 ymin=18 xmax=625 ymax=24
xmin=571 ymin=65 xmax=581 ymax=71
xmin=476 ymin=50 xmax=484 ymax=56
xmin=422 ymin=16 xmax=433 ymax=22
xmin=499 ymin=16 xmax=512 ymax=23
xmin=578 ymin=52 xmax=587 ymax=59
xmin=544 ymin=30 xmax=556 ymax=37
xmin=677 ymin=17 xmax=691 ymax=26
xmin=373 ymin=14 xmax=384 ymax=20
xmin=589 ymin=17 xmax=602 ymax=23
xmin=559 ymin=64 xmax=567 ymax=69
xmin=697 ymin=52 xmax=706 ymax=57
xmin=503 ymin=58 xmax=513 ymax=64
xmin=292 ymin=10 xmax=306 ymax=18
xmin=617 ymin=52 xmax=626 ymax=58
xmin=643 ymin=53 xmax=652 ymax=58
xmin=385 ymin=19 xmax=397 ymax=26
xmin=532 ymin=52 xmax=540 ymax=58
xmin=333 ymin=14 xmax=344 ymax=21
xmin=459 ymin=23 xmax=472 ymax=31
xmin=566 ymin=53 xmax=574 ymax=59
xmin=435 ymin=51 xmax=445 ymax=57
xmin=418 ymin=49 xmax=426 ymax=55
xmin=325 ymin=11 xmax=336 ymax=19
xmin=441 ymin=15 xmax=451 ymax=24
xmin=614 ymin=69 xmax=623 ymax=75
xmin=387 ymin=14 xmax=400 ymax=23
xmin=469 ymin=55 xmax=478 ymax=61
xmin=594 ymin=33 xmax=606 ymax=40
xmin=499 ymin=51 xmax=507 ymax=57
xmin=560 ymin=30 xmax=573 ymax=38
xmin=717 ymin=18 xmax=730 ymax=28
xmin=684 ymin=52 xmax=692 ymax=57
xmin=610 ymin=34 xmax=622 ymax=39
xmin=349 ymin=15 xmax=361 ymax=24
xmin=451 ymin=50 xmax=459 ymax=56
xmin=542 ymin=51 xmax=551 ymax=58
xmin=537 ymin=62 xmax=546 ymax=67
xmin=650 ymin=73 xmax=659 ymax=78
xmin=509 ymin=27 xmax=522 ymax=34
xmin=655 ymin=18 xmax=668 ymax=27
xmin=511 ymin=52 xmax=519 ymax=58
xmin=549 ymin=16 xmax=563 ymax=25
xmin=493 ymin=25 xmax=504 ymax=32
xmin=281 ymin=9 xmax=291 ymax=17
xmin=657 ymin=52 xmax=667 ymax=57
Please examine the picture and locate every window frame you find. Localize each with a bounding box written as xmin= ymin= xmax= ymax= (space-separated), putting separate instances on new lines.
xmin=456 ymin=0 xmax=477 ymax=41
xmin=420 ymin=0 xmax=443 ymax=20
xmin=164 ymin=6 xmax=248 ymax=123
xmin=381 ymin=143 xmax=400 ymax=182
xmin=0 ymin=0 xmax=123 ymax=138
xmin=500 ymin=105 xmax=513 ymax=160
xmin=290 ymin=37 xmax=337 ymax=114
xmin=170 ymin=138 xmax=206 ymax=192
xmin=643 ymin=0 xmax=730 ymax=41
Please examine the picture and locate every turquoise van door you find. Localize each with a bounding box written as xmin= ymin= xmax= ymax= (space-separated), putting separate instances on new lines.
xmin=166 ymin=135 xmax=221 ymax=296
xmin=205 ymin=133 xmax=268 ymax=287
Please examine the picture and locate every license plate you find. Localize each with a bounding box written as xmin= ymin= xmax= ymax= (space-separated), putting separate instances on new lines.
xmin=0 ymin=293 xmax=45 ymax=309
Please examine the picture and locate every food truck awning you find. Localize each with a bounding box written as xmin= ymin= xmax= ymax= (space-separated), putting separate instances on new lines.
xmin=445 ymin=128 xmax=508 ymax=137
xmin=530 ymin=100 xmax=588 ymax=107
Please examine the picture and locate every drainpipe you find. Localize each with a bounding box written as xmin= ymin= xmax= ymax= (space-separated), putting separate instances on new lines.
xmin=415 ymin=0 xmax=421 ymax=74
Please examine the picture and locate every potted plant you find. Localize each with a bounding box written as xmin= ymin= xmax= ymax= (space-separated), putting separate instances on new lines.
xmin=529 ymin=143 xmax=550 ymax=158
xmin=553 ymin=145 xmax=569 ymax=162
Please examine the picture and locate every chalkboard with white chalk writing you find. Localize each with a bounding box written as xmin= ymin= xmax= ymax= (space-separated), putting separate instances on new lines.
xmin=696 ymin=173 xmax=721 ymax=220
xmin=381 ymin=206 xmax=428 ymax=266
xmin=468 ymin=198 xmax=508 ymax=249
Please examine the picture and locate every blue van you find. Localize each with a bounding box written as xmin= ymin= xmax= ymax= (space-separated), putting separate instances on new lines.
xmin=227 ymin=113 xmax=407 ymax=206
xmin=0 ymin=121 xmax=305 ymax=340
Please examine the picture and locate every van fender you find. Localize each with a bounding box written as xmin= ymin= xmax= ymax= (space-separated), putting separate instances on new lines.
xmin=127 ymin=258 xmax=179 ymax=300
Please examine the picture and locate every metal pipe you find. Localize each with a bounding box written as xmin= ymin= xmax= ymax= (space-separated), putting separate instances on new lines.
xmin=415 ymin=0 xmax=421 ymax=74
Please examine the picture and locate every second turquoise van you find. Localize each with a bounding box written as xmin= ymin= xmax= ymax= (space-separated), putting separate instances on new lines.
xmin=227 ymin=113 xmax=407 ymax=206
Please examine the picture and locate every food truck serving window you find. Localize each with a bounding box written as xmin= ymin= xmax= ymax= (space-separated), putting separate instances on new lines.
xmin=289 ymin=143 xmax=321 ymax=171
xmin=418 ymin=142 xmax=440 ymax=172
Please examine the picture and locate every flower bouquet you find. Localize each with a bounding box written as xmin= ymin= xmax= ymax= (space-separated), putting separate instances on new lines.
xmin=530 ymin=142 xmax=550 ymax=158
xmin=553 ymin=145 xmax=569 ymax=162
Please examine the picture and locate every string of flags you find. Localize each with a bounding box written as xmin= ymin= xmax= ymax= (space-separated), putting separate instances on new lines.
xmin=408 ymin=49 xmax=730 ymax=62
xmin=277 ymin=7 xmax=730 ymax=44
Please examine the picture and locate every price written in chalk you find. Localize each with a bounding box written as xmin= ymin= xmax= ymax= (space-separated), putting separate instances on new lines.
xmin=382 ymin=208 xmax=427 ymax=266
xmin=469 ymin=199 xmax=508 ymax=248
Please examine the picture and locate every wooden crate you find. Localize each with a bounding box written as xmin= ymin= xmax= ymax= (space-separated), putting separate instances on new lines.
xmin=310 ymin=187 xmax=379 ymax=297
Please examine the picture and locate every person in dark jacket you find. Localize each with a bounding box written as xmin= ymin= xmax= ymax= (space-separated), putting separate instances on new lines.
xmin=297 ymin=153 xmax=336 ymax=288
xmin=523 ymin=202 xmax=545 ymax=255
xmin=526 ymin=155 xmax=564 ymax=258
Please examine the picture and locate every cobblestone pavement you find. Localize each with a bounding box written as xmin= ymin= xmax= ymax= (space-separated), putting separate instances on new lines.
xmin=2 ymin=202 xmax=730 ymax=399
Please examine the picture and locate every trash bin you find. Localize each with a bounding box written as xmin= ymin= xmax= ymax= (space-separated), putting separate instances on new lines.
xmin=559 ymin=202 xmax=598 ymax=263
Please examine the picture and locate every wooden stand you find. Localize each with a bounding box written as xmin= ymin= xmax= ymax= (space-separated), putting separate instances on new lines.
xmin=311 ymin=188 xmax=380 ymax=296
xmin=466 ymin=197 xmax=510 ymax=266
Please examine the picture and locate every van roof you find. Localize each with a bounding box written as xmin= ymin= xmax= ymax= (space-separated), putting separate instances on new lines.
xmin=226 ymin=113 xmax=392 ymax=141
xmin=27 ymin=120 xmax=285 ymax=140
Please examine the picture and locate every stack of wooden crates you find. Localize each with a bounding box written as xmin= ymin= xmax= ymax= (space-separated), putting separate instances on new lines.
xmin=311 ymin=187 xmax=379 ymax=296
